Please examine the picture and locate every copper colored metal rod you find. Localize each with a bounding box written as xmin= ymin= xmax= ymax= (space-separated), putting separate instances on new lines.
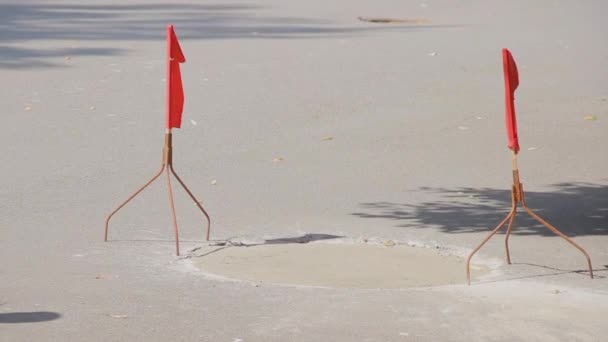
xmin=521 ymin=204 xmax=594 ymax=279
xmin=466 ymin=207 xmax=516 ymax=285
xmin=503 ymin=151 xmax=520 ymax=264
xmin=165 ymin=167 xmax=181 ymax=255
xmin=511 ymin=150 xmax=518 ymax=170
xmin=104 ymin=164 xmax=166 ymax=241
xmin=504 ymin=188 xmax=518 ymax=264
xmin=468 ymin=152 xmax=594 ymax=283
xmin=169 ymin=164 xmax=212 ymax=241
xmin=104 ymin=130 xmax=212 ymax=255
xmin=503 ymin=207 xmax=517 ymax=264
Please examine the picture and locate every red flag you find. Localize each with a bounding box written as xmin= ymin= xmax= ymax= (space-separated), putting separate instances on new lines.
xmin=166 ymin=25 xmax=186 ymax=129
xmin=502 ymin=48 xmax=520 ymax=153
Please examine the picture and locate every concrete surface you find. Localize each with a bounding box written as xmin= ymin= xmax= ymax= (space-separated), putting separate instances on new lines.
xmin=1 ymin=0 xmax=607 ymax=341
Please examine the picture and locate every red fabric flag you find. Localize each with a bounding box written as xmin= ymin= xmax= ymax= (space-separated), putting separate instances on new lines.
xmin=166 ymin=25 xmax=186 ymax=129
xmin=502 ymin=48 xmax=520 ymax=153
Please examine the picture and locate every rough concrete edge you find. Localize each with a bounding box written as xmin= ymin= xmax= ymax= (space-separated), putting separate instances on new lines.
xmin=174 ymin=232 xmax=505 ymax=291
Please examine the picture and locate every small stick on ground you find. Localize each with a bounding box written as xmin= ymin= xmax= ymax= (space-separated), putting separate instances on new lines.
xmin=357 ymin=17 xmax=431 ymax=24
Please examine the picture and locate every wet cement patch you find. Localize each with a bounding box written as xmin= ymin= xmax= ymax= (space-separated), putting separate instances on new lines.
xmin=192 ymin=242 xmax=488 ymax=289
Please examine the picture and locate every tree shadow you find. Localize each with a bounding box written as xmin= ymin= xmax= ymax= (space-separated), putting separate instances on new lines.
xmin=0 ymin=3 xmax=454 ymax=68
xmin=0 ymin=45 xmax=121 ymax=69
xmin=0 ymin=311 xmax=61 ymax=323
xmin=352 ymin=182 xmax=608 ymax=237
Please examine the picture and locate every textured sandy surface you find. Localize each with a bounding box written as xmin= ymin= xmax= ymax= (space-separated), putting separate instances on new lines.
xmin=1 ymin=0 xmax=607 ymax=341
xmin=193 ymin=241 xmax=488 ymax=288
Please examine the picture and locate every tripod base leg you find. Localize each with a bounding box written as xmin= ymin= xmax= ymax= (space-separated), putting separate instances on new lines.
xmin=466 ymin=207 xmax=516 ymax=285
xmin=504 ymin=207 xmax=517 ymax=264
xmin=166 ymin=167 xmax=180 ymax=256
xmin=169 ymin=164 xmax=212 ymax=241
xmin=105 ymin=164 xmax=166 ymax=241
xmin=522 ymin=205 xmax=594 ymax=279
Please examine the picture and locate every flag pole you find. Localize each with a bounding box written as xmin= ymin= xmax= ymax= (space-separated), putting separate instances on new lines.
xmin=164 ymin=127 xmax=180 ymax=255
xmin=466 ymin=49 xmax=593 ymax=284
xmin=104 ymin=26 xmax=211 ymax=256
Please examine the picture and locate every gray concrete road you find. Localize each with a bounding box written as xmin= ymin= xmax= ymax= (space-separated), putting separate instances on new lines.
xmin=1 ymin=0 xmax=607 ymax=341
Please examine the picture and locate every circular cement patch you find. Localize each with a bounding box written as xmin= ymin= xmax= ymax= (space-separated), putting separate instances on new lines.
xmin=193 ymin=243 xmax=488 ymax=289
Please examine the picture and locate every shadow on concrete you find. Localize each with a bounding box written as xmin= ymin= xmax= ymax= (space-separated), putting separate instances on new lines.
xmin=113 ymin=234 xmax=343 ymax=245
xmin=262 ymin=233 xmax=344 ymax=245
xmin=0 ymin=45 xmax=121 ymax=68
xmin=0 ymin=311 xmax=61 ymax=323
xmin=352 ymin=182 xmax=608 ymax=237
xmin=474 ymin=263 xmax=608 ymax=284
xmin=0 ymin=2 xmax=453 ymax=68
xmin=190 ymin=233 xmax=345 ymax=259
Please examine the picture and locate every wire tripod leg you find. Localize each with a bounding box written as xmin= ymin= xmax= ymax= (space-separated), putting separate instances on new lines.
xmin=169 ymin=164 xmax=212 ymax=241
xmin=522 ymin=205 xmax=593 ymax=279
xmin=504 ymin=207 xmax=517 ymax=264
xmin=466 ymin=207 xmax=516 ymax=285
xmin=105 ymin=164 xmax=166 ymax=242
xmin=166 ymin=167 xmax=180 ymax=255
